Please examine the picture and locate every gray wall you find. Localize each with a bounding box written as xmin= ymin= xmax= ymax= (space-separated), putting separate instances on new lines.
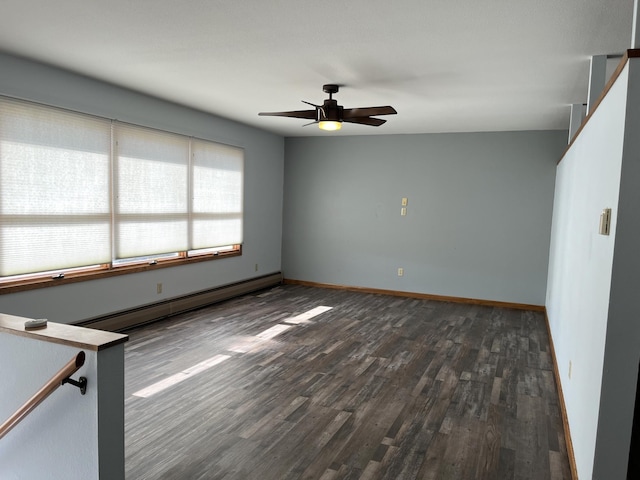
xmin=283 ymin=131 xmax=566 ymax=305
xmin=0 ymin=52 xmax=284 ymax=323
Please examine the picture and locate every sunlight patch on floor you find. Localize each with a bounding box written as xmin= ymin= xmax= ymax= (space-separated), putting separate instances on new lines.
xmin=283 ymin=306 xmax=333 ymax=324
xmin=132 ymin=354 xmax=231 ymax=398
xmin=131 ymin=305 xmax=333 ymax=398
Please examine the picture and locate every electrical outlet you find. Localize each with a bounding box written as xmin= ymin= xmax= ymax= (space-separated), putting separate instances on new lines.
xmin=397 ymin=267 xmax=404 ymax=277
xmin=157 ymin=283 xmax=162 ymax=294
xmin=401 ymin=207 xmax=407 ymax=216
xmin=255 ymin=263 xmax=259 ymax=272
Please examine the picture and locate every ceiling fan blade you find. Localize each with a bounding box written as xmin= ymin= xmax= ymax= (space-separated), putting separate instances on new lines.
xmin=258 ymin=109 xmax=317 ymax=120
xmin=342 ymin=116 xmax=386 ymax=127
xmin=342 ymin=106 xmax=397 ymax=118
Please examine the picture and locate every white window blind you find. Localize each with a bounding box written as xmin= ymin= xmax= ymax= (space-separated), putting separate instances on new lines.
xmin=113 ymin=123 xmax=190 ymax=260
xmin=0 ymin=97 xmax=244 ymax=280
xmin=0 ymin=98 xmax=111 ymax=276
xmin=191 ymin=140 xmax=244 ymax=250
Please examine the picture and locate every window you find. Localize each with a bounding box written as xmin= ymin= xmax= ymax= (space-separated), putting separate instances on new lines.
xmin=0 ymin=97 xmax=243 ymax=287
xmin=0 ymin=99 xmax=112 ymax=277
xmin=114 ymin=123 xmax=190 ymax=259
xmin=191 ymin=139 xmax=243 ymax=250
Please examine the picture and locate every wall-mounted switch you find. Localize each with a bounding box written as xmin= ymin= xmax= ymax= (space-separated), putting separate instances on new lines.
xmin=397 ymin=267 xmax=404 ymax=277
xmin=401 ymin=207 xmax=407 ymax=216
xmin=599 ymin=208 xmax=611 ymax=235
xmin=401 ymin=197 xmax=408 ymax=206
xmin=157 ymin=283 xmax=163 ymax=294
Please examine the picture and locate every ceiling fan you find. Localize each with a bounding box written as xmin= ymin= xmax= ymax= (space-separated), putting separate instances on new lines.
xmin=258 ymin=84 xmax=397 ymax=131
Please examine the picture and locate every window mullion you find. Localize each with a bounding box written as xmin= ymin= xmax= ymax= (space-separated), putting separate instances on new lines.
xmin=188 ymin=138 xmax=194 ymax=254
xmin=110 ymin=122 xmax=116 ymax=268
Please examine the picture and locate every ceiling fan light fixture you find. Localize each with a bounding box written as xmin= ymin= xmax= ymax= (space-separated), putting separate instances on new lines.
xmin=318 ymin=120 xmax=342 ymax=131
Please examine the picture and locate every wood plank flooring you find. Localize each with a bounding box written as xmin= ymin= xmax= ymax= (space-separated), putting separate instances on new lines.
xmin=124 ymin=284 xmax=571 ymax=480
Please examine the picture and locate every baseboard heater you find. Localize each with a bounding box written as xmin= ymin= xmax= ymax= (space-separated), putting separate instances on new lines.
xmin=79 ymin=272 xmax=283 ymax=332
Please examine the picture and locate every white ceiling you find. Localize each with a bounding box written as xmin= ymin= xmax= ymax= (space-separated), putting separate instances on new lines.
xmin=0 ymin=0 xmax=634 ymax=137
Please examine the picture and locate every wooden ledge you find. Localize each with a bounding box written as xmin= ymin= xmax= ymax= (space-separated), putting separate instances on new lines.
xmin=0 ymin=313 xmax=128 ymax=351
xmin=560 ymin=49 xmax=640 ymax=165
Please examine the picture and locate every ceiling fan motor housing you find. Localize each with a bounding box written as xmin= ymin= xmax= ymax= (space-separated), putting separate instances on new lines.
xmin=319 ymin=99 xmax=343 ymax=122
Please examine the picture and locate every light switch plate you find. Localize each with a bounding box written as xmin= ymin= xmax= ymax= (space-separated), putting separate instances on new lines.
xmin=599 ymin=208 xmax=611 ymax=235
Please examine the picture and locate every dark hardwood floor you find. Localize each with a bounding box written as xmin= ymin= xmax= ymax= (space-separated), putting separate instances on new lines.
xmin=124 ymin=284 xmax=571 ymax=480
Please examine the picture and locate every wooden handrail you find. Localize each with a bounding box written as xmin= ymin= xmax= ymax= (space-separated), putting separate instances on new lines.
xmin=0 ymin=351 xmax=85 ymax=440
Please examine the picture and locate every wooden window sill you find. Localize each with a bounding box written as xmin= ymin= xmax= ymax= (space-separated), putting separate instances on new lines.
xmin=0 ymin=247 xmax=241 ymax=295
